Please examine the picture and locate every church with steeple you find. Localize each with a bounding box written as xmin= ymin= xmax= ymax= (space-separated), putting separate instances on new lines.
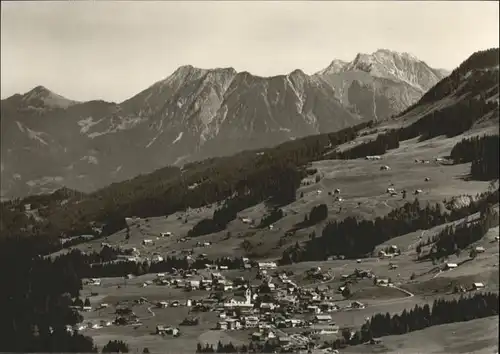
xmin=223 ymin=288 xmax=253 ymax=309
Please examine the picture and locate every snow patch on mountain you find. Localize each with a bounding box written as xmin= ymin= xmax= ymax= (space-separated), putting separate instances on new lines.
xmin=172 ymin=132 xmax=184 ymax=144
xmin=286 ymin=75 xmax=304 ymax=112
xmin=16 ymin=121 xmax=25 ymax=133
xmin=25 ymin=126 xmax=48 ymax=146
xmin=88 ymin=116 xmax=147 ymax=139
xmin=80 ymin=156 xmax=98 ymax=165
xmin=146 ymin=134 xmax=159 ymax=148
xmin=173 ymin=154 xmax=190 ymax=166
xmin=78 ymin=117 xmax=104 ymax=134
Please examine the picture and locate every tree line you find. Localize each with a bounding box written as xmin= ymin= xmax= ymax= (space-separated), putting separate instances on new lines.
xmin=258 ymin=208 xmax=284 ymax=229
xmin=280 ymin=188 xmax=498 ymax=263
xmin=343 ymin=292 xmax=499 ymax=348
xmin=45 ymin=246 xmax=249 ymax=280
xmin=197 ymin=341 xmax=248 ymax=353
xmin=450 ymin=134 xmax=499 ymax=181
xmin=419 ymin=203 xmax=499 ymax=260
xmin=332 ymin=95 xmax=498 ymax=161
xmin=196 ymin=339 xmax=300 ymax=353
xmin=295 ymin=203 xmax=329 ymax=230
xmin=0 ymin=237 xmax=97 ymax=353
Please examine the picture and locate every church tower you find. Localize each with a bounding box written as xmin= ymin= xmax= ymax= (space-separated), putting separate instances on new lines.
xmin=245 ymin=288 xmax=252 ymax=305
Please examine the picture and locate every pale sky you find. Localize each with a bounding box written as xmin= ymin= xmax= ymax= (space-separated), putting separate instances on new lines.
xmin=1 ymin=1 xmax=498 ymax=103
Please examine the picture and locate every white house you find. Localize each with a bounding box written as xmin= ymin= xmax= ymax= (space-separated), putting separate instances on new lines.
xmin=475 ymin=246 xmax=486 ymax=253
xmin=307 ymin=305 xmax=321 ymax=314
xmin=217 ymin=321 xmax=228 ymax=330
xmin=314 ymin=314 xmax=332 ymax=323
xmin=445 ymin=263 xmax=458 ymax=270
xmin=89 ymin=278 xmax=101 ymax=286
xmin=260 ymin=303 xmax=276 ymax=311
xmin=152 ymin=255 xmax=164 ymax=263
xmin=285 ymin=319 xmax=304 ymax=328
xmin=225 ymin=318 xmax=242 ymax=331
xmin=243 ymin=316 xmax=259 ymax=328
xmin=188 ymin=280 xmax=201 ymax=289
xmin=376 ymin=278 xmax=390 ymax=286
xmin=241 ymin=217 xmax=253 ymax=224
xmin=310 ymin=324 xmax=339 ymax=335
xmin=99 ymin=320 xmax=112 ymax=327
xmin=257 ymin=262 xmax=277 ymax=270
xmin=142 ymin=239 xmax=153 ymax=246
xmin=160 ymin=232 xmax=172 ymax=237
xmin=472 ymin=282 xmax=485 ymax=290
xmin=157 ymin=301 xmax=168 ymax=308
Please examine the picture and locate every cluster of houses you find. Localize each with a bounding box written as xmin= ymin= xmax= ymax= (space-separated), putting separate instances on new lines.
xmin=205 ymin=268 xmax=370 ymax=351
xmin=86 ymin=262 xmax=368 ymax=350
xmin=78 ymin=259 xmax=411 ymax=352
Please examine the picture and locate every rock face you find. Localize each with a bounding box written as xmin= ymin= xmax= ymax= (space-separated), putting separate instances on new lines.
xmin=1 ymin=50 xmax=448 ymax=199
xmin=314 ymin=49 xmax=450 ymax=122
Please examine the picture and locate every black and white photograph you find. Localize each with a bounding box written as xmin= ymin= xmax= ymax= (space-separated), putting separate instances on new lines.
xmin=0 ymin=1 xmax=499 ymax=353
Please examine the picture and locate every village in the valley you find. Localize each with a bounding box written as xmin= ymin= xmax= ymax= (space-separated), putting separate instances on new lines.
xmin=61 ymin=203 xmax=498 ymax=354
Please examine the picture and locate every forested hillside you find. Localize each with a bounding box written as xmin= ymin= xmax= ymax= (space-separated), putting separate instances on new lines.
xmin=280 ymin=188 xmax=499 ymax=263
xmin=0 ymin=122 xmax=371 ymax=254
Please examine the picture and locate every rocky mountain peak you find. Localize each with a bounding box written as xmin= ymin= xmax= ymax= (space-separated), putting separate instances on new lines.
xmin=316 ymin=59 xmax=348 ymax=76
xmin=18 ymin=85 xmax=78 ymax=109
xmin=1 ymin=48 xmax=467 ymax=199
xmin=342 ymin=49 xmax=446 ymax=92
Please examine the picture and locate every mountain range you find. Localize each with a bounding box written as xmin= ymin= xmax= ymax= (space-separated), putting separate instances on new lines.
xmin=0 ymin=49 xmax=449 ymax=199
